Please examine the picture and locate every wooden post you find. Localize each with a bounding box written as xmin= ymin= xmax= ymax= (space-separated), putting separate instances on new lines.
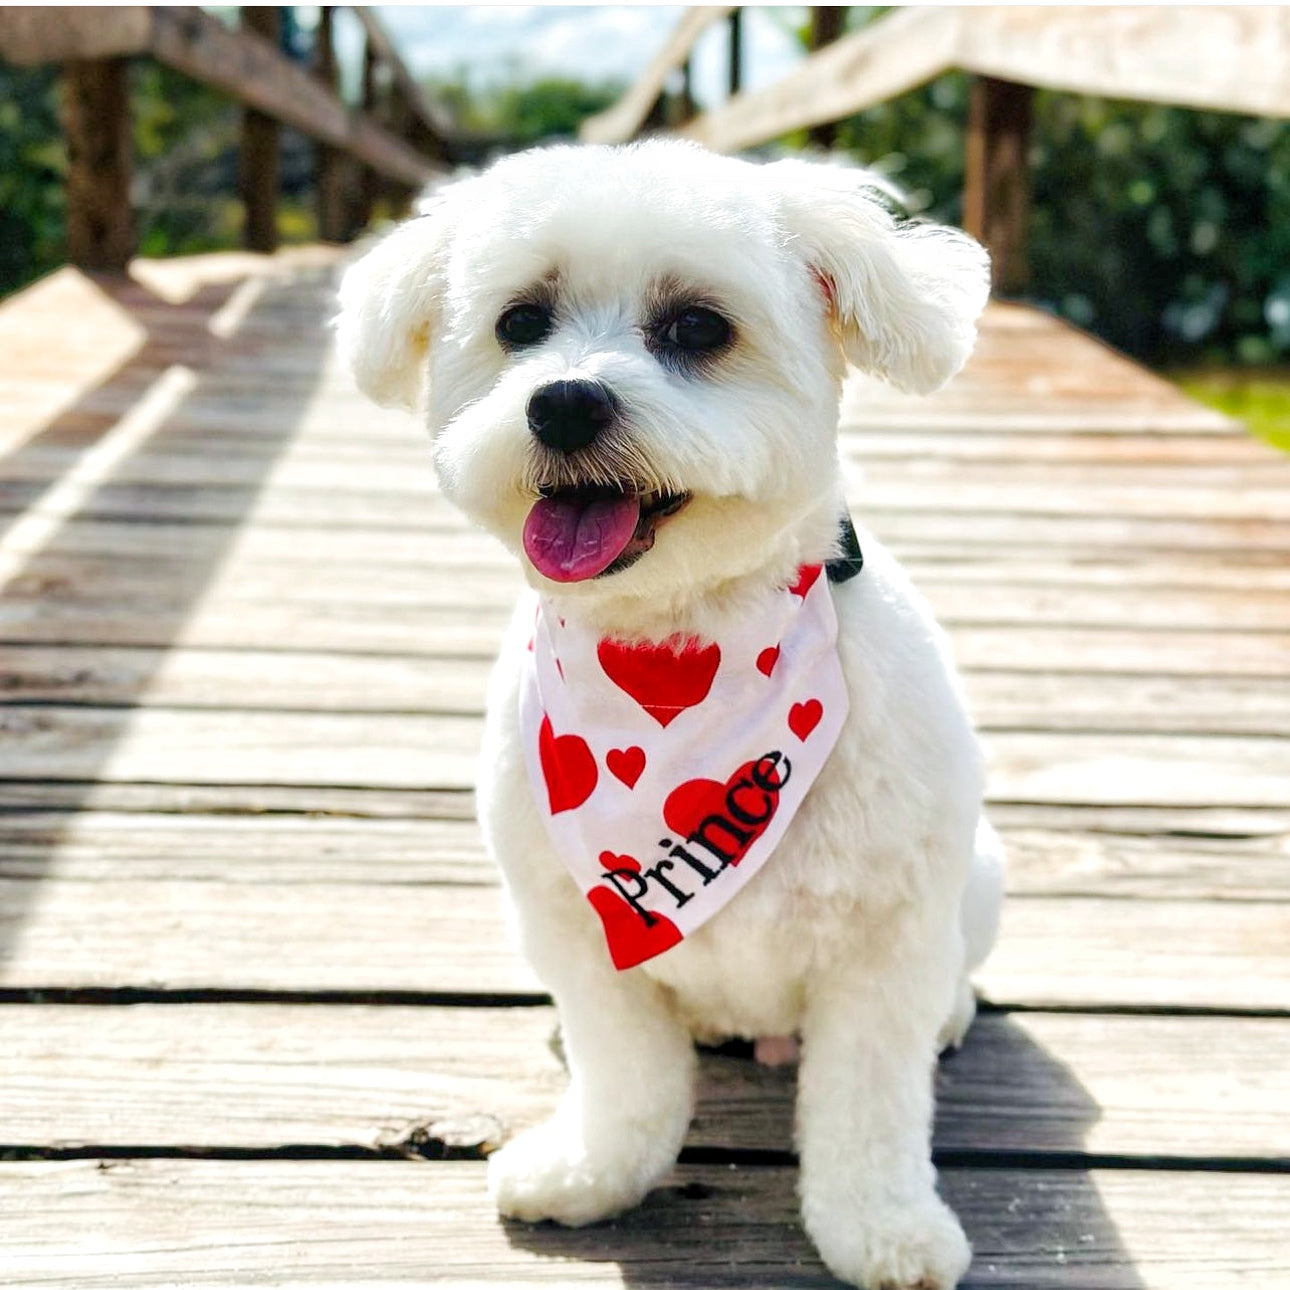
xmin=239 ymin=6 xmax=282 ymax=253
xmin=667 ymin=58 xmax=696 ymax=127
xmin=313 ymin=6 xmax=347 ymax=243
xmin=728 ymin=8 xmax=743 ymax=98
xmin=806 ymin=6 xmax=846 ymax=150
xmin=964 ymin=75 xmax=1033 ymax=294
xmin=63 ymin=57 xmax=133 ymax=271
xmin=353 ymin=35 xmax=381 ymax=231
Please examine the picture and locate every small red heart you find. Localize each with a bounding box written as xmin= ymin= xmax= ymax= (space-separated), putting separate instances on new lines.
xmin=537 ymin=714 xmax=597 ymax=814
xmin=597 ymin=636 xmax=721 ymax=728
xmin=606 ymin=746 xmax=646 ymax=789
xmin=788 ymin=699 xmax=823 ymax=741
xmin=599 ymin=849 xmax=640 ymax=872
xmin=663 ymin=758 xmax=785 ymax=867
xmin=756 ymin=645 xmax=780 ymax=677
xmin=788 ymin=564 xmax=822 ymax=599
xmin=587 ymin=887 xmax=682 ymax=969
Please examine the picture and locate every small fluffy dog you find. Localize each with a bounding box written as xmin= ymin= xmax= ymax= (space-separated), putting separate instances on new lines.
xmin=337 ymin=140 xmax=1005 ymax=1290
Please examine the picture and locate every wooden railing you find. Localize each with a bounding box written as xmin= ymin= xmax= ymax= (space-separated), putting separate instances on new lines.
xmin=0 ymin=5 xmax=453 ymax=269
xmin=584 ymin=6 xmax=1290 ymax=293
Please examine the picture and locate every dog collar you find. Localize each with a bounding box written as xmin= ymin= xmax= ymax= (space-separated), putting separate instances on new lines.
xmin=519 ymin=549 xmax=852 ymax=970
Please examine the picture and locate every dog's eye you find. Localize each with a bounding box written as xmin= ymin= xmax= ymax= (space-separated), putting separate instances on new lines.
xmin=663 ymin=307 xmax=731 ymax=353
xmin=496 ymin=303 xmax=553 ymax=349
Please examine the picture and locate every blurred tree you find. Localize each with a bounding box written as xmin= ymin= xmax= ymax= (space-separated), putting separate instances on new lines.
xmin=0 ymin=66 xmax=65 ymax=297
xmin=771 ymin=7 xmax=1290 ymax=367
xmin=426 ymin=71 xmax=623 ymax=146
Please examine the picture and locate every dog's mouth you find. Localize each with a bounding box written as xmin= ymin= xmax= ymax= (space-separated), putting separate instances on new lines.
xmin=521 ymin=485 xmax=692 ymax=583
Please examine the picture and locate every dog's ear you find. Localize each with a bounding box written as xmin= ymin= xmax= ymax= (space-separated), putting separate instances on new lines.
xmin=335 ymin=199 xmax=457 ymax=411
xmin=770 ymin=161 xmax=990 ymax=394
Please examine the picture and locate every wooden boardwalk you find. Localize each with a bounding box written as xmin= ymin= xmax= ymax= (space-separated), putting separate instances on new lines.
xmin=2 ymin=252 xmax=1288 ymax=1288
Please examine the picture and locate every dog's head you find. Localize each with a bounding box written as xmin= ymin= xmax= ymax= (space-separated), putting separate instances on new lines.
xmin=337 ymin=141 xmax=987 ymax=615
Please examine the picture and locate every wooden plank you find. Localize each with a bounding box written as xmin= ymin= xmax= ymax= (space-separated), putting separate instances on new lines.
xmin=6 ymin=646 xmax=1289 ymax=737
xmin=13 ymin=470 xmax=1290 ymax=526
xmin=3 ymin=1159 xmax=1288 ymax=1288
xmin=978 ymin=897 xmax=1290 ymax=1010
xmin=0 ymin=644 xmax=494 ymax=713
xmin=9 ymin=437 xmax=1290 ymax=491
xmin=679 ymin=8 xmax=1290 ymax=160
xmin=1 ymin=877 xmax=1286 ymax=1008
xmin=147 ymin=7 xmax=436 ymax=186
xmin=4 ymin=701 xmax=1289 ymax=805
xmin=2 ymin=800 xmax=1288 ymax=900
xmin=16 ymin=510 xmax=1290 ymax=573
xmin=984 ymin=732 xmax=1290 ymax=809
xmin=0 ymin=809 xmax=487 ymax=881
xmin=1 ymin=794 xmax=1286 ymax=897
xmin=682 ymin=6 xmax=962 ymax=154
xmin=0 ymin=706 xmax=480 ymax=789
xmin=0 ymin=7 xmax=151 ymax=63
xmin=578 ymin=6 xmax=735 ymax=145
xmin=0 ymin=8 xmax=435 ymax=185
xmin=1 ymin=1005 xmax=1286 ymax=1163
xmin=956 ymin=6 xmax=1290 ymax=122
xmin=8 ymin=588 xmax=1290 ymax=675
xmin=0 ymin=780 xmax=472 ymax=819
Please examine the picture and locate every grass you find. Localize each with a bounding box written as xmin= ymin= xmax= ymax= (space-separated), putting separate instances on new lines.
xmin=1173 ymin=369 xmax=1290 ymax=453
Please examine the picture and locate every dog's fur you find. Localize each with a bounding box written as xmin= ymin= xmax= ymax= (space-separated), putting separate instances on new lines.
xmin=337 ymin=140 xmax=1005 ymax=1290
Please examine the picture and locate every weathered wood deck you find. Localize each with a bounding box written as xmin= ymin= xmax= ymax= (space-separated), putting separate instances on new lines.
xmin=2 ymin=252 xmax=1288 ymax=1288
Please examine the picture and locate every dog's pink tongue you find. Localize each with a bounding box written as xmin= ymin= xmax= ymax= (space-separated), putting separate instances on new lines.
xmin=523 ymin=493 xmax=641 ymax=582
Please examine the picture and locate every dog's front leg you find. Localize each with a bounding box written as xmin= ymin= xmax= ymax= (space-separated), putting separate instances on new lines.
xmin=487 ymin=938 xmax=696 ymax=1227
xmin=797 ymin=918 xmax=970 ymax=1290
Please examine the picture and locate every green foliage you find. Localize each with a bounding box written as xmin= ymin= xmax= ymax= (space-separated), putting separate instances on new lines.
xmin=0 ymin=66 xmax=66 ymax=297
xmin=1027 ymin=96 xmax=1290 ymax=367
xmin=1176 ymin=370 xmax=1290 ymax=453
xmin=826 ymin=56 xmax=1290 ymax=368
xmin=426 ymin=73 xmax=623 ymax=145
xmin=130 ymin=62 xmax=244 ymax=259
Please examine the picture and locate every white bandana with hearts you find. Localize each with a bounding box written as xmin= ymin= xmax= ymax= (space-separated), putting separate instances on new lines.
xmin=519 ymin=563 xmax=849 ymax=970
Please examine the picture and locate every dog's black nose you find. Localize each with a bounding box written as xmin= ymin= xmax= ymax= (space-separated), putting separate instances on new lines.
xmin=527 ymin=379 xmax=615 ymax=454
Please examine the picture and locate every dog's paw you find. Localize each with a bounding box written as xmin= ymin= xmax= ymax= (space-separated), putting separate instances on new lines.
xmin=487 ymin=1119 xmax=654 ymax=1228
xmin=807 ymin=1194 xmax=970 ymax=1290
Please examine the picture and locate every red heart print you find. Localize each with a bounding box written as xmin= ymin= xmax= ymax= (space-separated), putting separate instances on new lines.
xmin=788 ymin=564 xmax=822 ymax=599
xmin=756 ymin=645 xmax=780 ymax=677
xmin=586 ymin=887 xmax=682 ymax=969
xmin=788 ymin=699 xmax=823 ymax=741
xmin=606 ymin=746 xmax=646 ymax=789
xmin=597 ymin=635 xmax=721 ymax=728
xmin=537 ymin=714 xmax=597 ymax=814
xmin=599 ymin=850 xmax=640 ymax=872
xmin=663 ymin=758 xmax=786 ymax=868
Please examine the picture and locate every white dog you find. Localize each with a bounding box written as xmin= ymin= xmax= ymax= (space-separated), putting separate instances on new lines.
xmin=337 ymin=139 xmax=1005 ymax=1290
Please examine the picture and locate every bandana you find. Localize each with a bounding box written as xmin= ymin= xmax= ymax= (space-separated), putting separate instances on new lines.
xmin=519 ymin=525 xmax=860 ymax=970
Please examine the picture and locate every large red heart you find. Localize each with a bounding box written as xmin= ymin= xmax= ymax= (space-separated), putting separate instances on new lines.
xmin=587 ymin=887 xmax=682 ymax=969
xmin=597 ymin=636 xmax=721 ymax=727
xmin=537 ymin=714 xmax=597 ymax=814
xmin=663 ymin=758 xmax=785 ymax=868
xmin=788 ymin=699 xmax=823 ymax=741
xmin=606 ymin=746 xmax=646 ymax=789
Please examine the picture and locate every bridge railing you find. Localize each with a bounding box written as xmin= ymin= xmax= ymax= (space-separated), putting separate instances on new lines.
xmin=0 ymin=5 xmax=452 ymax=270
xmin=582 ymin=5 xmax=1290 ymax=293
